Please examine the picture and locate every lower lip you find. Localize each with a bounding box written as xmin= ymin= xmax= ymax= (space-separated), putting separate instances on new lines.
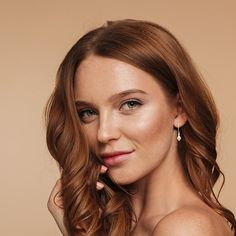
xmin=103 ymin=151 xmax=134 ymax=166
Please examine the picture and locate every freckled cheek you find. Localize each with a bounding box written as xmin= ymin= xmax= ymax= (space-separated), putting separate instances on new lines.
xmin=82 ymin=126 xmax=97 ymax=151
xmin=122 ymin=107 xmax=173 ymax=143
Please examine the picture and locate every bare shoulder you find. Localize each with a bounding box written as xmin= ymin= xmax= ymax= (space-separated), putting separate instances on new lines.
xmin=152 ymin=206 xmax=233 ymax=236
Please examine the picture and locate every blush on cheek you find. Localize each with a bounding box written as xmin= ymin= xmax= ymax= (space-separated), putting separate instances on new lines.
xmin=126 ymin=106 xmax=174 ymax=154
xmin=131 ymin=107 xmax=169 ymax=137
xmin=82 ymin=125 xmax=97 ymax=149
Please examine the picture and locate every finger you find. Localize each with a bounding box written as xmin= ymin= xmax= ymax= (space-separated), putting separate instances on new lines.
xmin=48 ymin=178 xmax=64 ymax=210
xmin=54 ymin=191 xmax=64 ymax=208
xmin=49 ymin=179 xmax=62 ymax=200
xmin=51 ymin=178 xmax=62 ymax=194
xmin=100 ymin=165 xmax=108 ymax=174
xmin=96 ymin=181 xmax=104 ymax=190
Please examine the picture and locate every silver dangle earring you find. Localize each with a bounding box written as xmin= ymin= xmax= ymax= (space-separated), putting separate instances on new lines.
xmin=177 ymin=124 xmax=181 ymax=141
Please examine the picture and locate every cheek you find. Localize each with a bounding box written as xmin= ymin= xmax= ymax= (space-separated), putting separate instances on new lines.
xmin=111 ymin=108 xmax=174 ymax=185
xmin=122 ymin=105 xmax=174 ymax=145
xmin=81 ymin=125 xmax=97 ymax=152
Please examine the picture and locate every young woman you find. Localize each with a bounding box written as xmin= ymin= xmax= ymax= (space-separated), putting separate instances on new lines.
xmin=45 ymin=19 xmax=236 ymax=236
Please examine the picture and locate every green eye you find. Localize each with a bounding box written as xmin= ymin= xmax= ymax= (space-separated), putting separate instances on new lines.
xmin=120 ymin=100 xmax=142 ymax=110
xmin=78 ymin=109 xmax=96 ymax=122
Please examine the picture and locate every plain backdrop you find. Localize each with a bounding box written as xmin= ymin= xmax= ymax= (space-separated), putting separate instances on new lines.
xmin=0 ymin=0 xmax=235 ymax=235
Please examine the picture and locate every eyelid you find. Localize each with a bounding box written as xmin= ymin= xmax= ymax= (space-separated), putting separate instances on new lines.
xmin=119 ymin=98 xmax=143 ymax=110
xmin=77 ymin=106 xmax=98 ymax=115
xmin=77 ymin=98 xmax=143 ymax=114
xmin=77 ymin=108 xmax=97 ymax=123
xmin=120 ymin=98 xmax=143 ymax=105
xmin=78 ymin=108 xmax=93 ymax=114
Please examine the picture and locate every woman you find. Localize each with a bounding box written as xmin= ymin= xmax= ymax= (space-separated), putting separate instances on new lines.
xmin=45 ymin=19 xmax=236 ymax=235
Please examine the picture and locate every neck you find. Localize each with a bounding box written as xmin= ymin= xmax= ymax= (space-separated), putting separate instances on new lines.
xmin=130 ymin=147 xmax=198 ymax=223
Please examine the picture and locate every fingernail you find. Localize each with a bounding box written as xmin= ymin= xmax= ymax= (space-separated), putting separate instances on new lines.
xmin=101 ymin=165 xmax=108 ymax=173
xmin=96 ymin=182 xmax=104 ymax=190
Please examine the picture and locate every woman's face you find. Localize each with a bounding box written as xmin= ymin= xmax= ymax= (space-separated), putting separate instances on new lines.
xmin=74 ymin=55 xmax=183 ymax=185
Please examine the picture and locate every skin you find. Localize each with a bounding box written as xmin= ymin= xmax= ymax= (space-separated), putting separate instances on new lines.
xmin=74 ymin=55 xmax=185 ymax=186
xmin=48 ymin=55 xmax=233 ymax=236
xmin=47 ymin=166 xmax=107 ymax=236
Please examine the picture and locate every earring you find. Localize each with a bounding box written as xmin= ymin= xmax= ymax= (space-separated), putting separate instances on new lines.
xmin=177 ymin=124 xmax=181 ymax=141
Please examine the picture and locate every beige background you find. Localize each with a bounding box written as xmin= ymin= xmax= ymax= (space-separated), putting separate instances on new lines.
xmin=0 ymin=0 xmax=235 ymax=235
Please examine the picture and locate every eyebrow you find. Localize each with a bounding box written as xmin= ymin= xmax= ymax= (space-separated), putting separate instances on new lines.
xmin=75 ymin=89 xmax=148 ymax=107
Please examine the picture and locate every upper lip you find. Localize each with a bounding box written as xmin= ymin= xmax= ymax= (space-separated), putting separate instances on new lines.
xmin=100 ymin=150 xmax=133 ymax=159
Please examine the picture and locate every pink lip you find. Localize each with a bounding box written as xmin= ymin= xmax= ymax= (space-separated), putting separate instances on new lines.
xmin=101 ymin=150 xmax=134 ymax=166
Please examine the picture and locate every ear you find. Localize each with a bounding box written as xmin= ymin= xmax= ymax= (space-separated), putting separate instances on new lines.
xmin=173 ymin=93 xmax=187 ymax=128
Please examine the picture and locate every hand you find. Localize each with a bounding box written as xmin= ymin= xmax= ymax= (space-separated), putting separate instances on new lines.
xmin=47 ymin=165 xmax=108 ymax=236
xmin=47 ymin=178 xmax=68 ymax=236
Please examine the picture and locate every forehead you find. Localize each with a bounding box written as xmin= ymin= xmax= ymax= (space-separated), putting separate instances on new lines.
xmin=74 ymin=55 xmax=166 ymax=102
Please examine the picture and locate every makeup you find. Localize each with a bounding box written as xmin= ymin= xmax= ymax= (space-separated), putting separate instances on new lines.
xmin=101 ymin=151 xmax=134 ymax=166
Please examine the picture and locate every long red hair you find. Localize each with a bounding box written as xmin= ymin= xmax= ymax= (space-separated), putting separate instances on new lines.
xmin=44 ymin=19 xmax=236 ymax=235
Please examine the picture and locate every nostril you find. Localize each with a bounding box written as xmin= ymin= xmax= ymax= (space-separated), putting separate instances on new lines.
xmin=97 ymin=127 xmax=117 ymax=143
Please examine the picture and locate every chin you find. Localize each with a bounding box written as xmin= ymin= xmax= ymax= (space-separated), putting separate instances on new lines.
xmin=108 ymin=170 xmax=139 ymax=186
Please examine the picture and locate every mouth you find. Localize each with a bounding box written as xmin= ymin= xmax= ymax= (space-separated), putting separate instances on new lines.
xmin=100 ymin=150 xmax=134 ymax=167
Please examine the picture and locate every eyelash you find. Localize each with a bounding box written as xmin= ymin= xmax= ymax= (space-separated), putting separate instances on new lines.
xmin=77 ymin=99 xmax=143 ymax=122
xmin=120 ymin=99 xmax=142 ymax=111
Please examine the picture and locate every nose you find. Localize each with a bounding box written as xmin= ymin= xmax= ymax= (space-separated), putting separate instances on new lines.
xmin=97 ymin=111 xmax=120 ymax=144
